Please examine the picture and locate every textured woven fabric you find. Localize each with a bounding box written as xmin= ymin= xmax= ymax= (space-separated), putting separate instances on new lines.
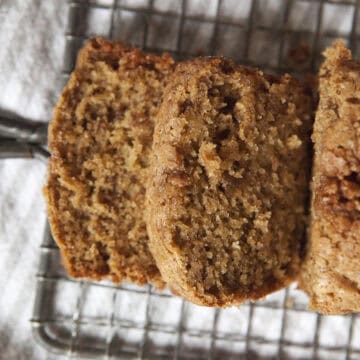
xmin=0 ymin=1 xmax=66 ymax=358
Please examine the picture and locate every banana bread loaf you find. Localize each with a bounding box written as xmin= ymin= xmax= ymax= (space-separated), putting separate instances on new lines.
xmin=299 ymin=41 xmax=360 ymax=314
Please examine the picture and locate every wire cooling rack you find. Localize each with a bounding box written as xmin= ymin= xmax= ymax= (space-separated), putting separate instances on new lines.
xmin=31 ymin=0 xmax=360 ymax=359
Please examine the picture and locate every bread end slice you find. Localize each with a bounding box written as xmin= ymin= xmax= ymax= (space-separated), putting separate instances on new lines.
xmin=299 ymin=40 xmax=360 ymax=314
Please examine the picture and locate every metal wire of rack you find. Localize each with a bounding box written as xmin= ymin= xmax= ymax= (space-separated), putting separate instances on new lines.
xmin=30 ymin=0 xmax=360 ymax=359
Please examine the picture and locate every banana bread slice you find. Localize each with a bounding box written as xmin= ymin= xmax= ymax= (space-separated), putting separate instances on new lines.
xmin=299 ymin=41 xmax=360 ymax=314
xmin=146 ymin=57 xmax=313 ymax=306
xmin=44 ymin=38 xmax=175 ymax=287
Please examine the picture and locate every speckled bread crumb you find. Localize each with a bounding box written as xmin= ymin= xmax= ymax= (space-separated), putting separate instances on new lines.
xmin=299 ymin=40 xmax=360 ymax=314
xmin=146 ymin=57 xmax=313 ymax=306
xmin=44 ymin=38 xmax=175 ymax=287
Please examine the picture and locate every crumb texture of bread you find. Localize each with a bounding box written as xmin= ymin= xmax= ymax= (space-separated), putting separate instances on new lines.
xmin=146 ymin=58 xmax=313 ymax=306
xmin=300 ymin=41 xmax=360 ymax=314
xmin=44 ymin=38 xmax=174 ymax=287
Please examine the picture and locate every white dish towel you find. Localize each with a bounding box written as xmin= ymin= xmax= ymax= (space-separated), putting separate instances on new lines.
xmin=0 ymin=1 xmax=66 ymax=359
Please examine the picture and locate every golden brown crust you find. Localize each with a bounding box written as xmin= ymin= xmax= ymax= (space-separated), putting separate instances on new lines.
xmin=44 ymin=38 xmax=175 ymax=287
xmin=147 ymin=57 xmax=313 ymax=306
xmin=300 ymin=41 xmax=360 ymax=314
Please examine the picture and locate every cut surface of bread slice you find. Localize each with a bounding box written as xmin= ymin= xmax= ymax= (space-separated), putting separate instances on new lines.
xmin=299 ymin=41 xmax=360 ymax=314
xmin=146 ymin=57 xmax=313 ymax=306
xmin=44 ymin=38 xmax=174 ymax=287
